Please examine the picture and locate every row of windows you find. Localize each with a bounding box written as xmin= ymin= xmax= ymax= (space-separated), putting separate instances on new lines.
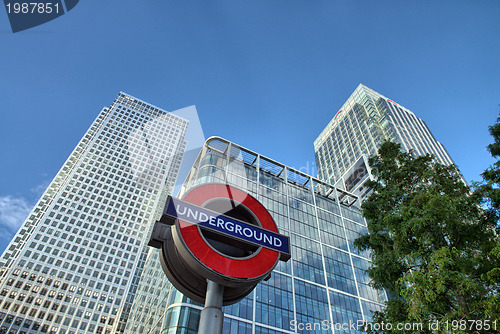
xmin=0 ymin=309 xmax=114 ymax=333
xmin=255 ymin=273 xmax=293 ymax=329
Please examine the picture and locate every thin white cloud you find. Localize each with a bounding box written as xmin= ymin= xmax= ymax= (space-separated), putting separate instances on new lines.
xmin=30 ymin=180 xmax=50 ymax=199
xmin=0 ymin=226 xmax=16 ymax=251
xmin=0 ymin=195 xmax=32 ymax=232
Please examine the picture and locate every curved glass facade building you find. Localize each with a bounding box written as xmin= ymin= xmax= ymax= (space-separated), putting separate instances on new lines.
xmin=126 ymin=137 xmax=386 ymax=334
xmin=314 ymin=84 xmax=455 ymax=199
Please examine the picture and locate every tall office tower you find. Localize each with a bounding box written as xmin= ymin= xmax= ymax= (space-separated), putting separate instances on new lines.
xmin=0 ymin=93 xmax=189 ymax=334
xmin=125 ymin=137 xmax=386 ymax=334
xmin=314 ymin=84 xmax=455 ymax=199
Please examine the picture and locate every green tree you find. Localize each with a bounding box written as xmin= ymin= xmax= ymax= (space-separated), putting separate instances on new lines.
xmin=477 ymin=115 xmax=500 ymax=222
xmin=474 ymin=115 xmax=500 ymax=320
xmin=354 ymin=141 xmax=499 ymax=333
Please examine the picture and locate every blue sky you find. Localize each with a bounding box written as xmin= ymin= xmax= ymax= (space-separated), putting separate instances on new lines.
xmin=1 ymin=1 xmax=499 ymax=254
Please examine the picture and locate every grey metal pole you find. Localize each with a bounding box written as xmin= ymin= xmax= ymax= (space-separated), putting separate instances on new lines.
xmin=198 ymin=280 xmax=224 ymax=334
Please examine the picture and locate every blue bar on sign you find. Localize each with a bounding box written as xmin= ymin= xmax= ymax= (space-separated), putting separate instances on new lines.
xmin=165 ymin=197 xmax=290 ymax=256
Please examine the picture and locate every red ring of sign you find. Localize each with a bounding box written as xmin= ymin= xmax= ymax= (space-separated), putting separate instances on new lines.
xmin=179 ymin=184 xmax=280 ymax=279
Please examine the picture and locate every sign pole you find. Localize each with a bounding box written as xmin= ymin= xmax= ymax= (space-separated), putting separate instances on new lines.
xmin=198 ymin=280 xmax=224 ymax=334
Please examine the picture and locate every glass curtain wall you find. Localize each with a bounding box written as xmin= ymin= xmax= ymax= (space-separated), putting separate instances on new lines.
xmin=126 ymin=137 xmax=386 ymax=334
xmin=314 ymin=84 xmax=455 ymax=186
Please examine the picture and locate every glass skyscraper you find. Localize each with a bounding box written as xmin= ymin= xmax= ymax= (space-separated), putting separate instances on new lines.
xmin=126 ymin=137 xmax=386 ymax=334
xmin=314 ymin=84 xmax=455 ymax=199
xmin=0 ymin=93 xmax=189 ymax=334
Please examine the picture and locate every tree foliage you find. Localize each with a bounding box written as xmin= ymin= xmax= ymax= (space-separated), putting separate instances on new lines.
xmin=477 ymin=115 xmax=500 ymax=224
xmin=474 ymin=115 xmax=500 ymax=322
xmin=354 ymin=140 xmax=500 ymax=333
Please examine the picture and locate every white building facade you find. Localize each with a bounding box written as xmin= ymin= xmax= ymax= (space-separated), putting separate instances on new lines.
xmin=0 ymin=93 xmax=188 ymax=334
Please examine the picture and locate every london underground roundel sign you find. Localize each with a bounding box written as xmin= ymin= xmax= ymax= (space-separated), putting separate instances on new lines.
xmin=148 ymin=184 xmax=290 ymax=305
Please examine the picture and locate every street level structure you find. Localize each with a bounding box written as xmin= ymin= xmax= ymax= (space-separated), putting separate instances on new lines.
xmin=126 ymin=137 xmax=386 ymax=334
